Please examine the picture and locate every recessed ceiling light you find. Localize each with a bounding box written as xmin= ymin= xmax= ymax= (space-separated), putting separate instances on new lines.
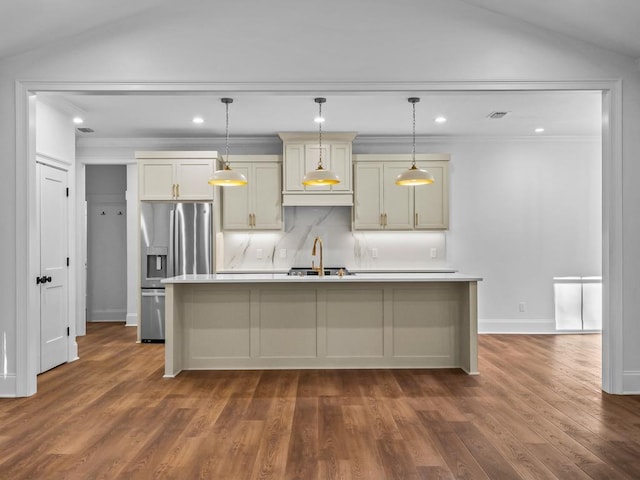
xmin=314 ymin=116 xmax=325 ymax=123
xmin=73 ymin=117 xmax=84 ymax=124
xmin=434 ymin=116 xmax=447 ymax=124
xmin=535 ymin=127 xmax=545 ymax=133
xmin=192 ymin=116 xmax=204 ymax=124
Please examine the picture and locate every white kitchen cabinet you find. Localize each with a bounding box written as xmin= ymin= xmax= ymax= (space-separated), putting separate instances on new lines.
xmin=136 ymin=151 xmax=217 ymax=201
xmin=414 ymin=162 xmax=449 ymax=229
xmin=221 ymin=156 xmax=282 ymax=230
xmin=279 ymin=132 xmax=356 ymax=206
xmin=353 ymin=154 xmax=450 ymax=230
xmin=354 ymin=163 xmax=413 ymax=230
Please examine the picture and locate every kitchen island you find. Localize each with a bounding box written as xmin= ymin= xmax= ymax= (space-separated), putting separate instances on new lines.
xmin=162 ymin=272 xmax=482 ymax=377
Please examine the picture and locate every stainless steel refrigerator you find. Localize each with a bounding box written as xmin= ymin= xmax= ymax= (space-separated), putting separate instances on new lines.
xmin=140 ymin=202 xmax=213 ymax=342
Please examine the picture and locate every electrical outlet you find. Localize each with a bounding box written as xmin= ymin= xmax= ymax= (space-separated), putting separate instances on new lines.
xmin=371 ymin=248 xmax=379 ymax=258
xmin=518 ymin=302 xmax=526 ymax=312
xmin=256 ymin=248 xmax=263 ymax=259
xmin=430 ymin=248 xmax=437 ymax=258
xmin=279 ymin=249 xmax=287 ymax=258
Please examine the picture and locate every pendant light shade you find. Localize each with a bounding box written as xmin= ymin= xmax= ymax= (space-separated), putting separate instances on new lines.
xmin=302 ymin=98 xmax=341 ymax=186
xmin=208 ymin=98 xmax=247 ymax=187
xmin=395 ymin=97 xmax=435 ymax=187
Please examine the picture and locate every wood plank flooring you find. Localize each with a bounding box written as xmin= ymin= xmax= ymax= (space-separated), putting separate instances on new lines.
xmin=1 ymin=323 xmax=639 ymax=479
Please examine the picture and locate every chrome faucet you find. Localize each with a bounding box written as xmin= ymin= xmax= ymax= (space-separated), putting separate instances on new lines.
xmin=311 ymin=236 xmax=324 ymax=276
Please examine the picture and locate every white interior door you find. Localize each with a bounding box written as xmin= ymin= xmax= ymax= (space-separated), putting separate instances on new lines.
xmin=39 ymin=163 xmax=69 ymax=373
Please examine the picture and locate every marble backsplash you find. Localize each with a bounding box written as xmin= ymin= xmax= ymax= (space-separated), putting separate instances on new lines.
xmin=217 ymin=207 xmax=448 ymax=271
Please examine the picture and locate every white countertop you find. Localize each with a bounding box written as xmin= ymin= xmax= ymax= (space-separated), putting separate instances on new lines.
xmin=162 ymin=272 xmax=482 ymax=284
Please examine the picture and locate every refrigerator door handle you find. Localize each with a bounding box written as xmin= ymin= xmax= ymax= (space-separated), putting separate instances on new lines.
xmin=168 ymin=209 xmax=175 ymax=278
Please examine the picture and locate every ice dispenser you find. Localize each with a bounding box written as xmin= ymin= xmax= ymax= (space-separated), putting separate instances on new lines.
xmin=146 ymin=246 xmax=168 ymax=281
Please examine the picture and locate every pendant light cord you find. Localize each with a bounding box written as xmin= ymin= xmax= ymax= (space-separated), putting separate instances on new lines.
xmin=411 ymin=100 xmax=416 ymax=168
xmin=224 ymin=100 xmax=230 ymax=168
xmin=318 ymin=101 xmax=323 ymax=168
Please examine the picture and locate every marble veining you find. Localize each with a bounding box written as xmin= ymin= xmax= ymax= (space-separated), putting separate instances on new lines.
xmin=220 ymin=206 xmax=448 ymax=271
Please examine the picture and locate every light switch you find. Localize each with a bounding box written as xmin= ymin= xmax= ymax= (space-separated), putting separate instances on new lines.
xmin=280 ymin=249 xmax=287 ymax=258
xmin=256 ymin=248 xmax=263 ymax=259
xmin=430 ymin=248 xmax=437 ymax=258
xmin=371 ymin=248 xmax=378 ymax=258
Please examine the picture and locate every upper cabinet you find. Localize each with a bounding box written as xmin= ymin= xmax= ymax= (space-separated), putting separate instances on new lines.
xmin=137 ymin=151 xmax=217 ymax=201
xmin=221 ymin=156 xmax=283 ymax=230
xmin=279 ymin=132 xmax=356 ymax=206
xmin=353 ymin=154 xmax=450 ymax=230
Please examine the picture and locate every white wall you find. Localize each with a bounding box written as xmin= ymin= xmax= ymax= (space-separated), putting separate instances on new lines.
xmin=448 ymin=139 xmax=601 ymax=331
xmin=125 ymin=164 xmax=138 ymax=327
xmin=2 ymin=0 xmax=640 ymax=395
xmin=35 ymin=100 xmax=75 ymax=162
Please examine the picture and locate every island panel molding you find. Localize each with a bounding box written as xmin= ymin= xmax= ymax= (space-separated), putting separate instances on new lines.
xmin=163 ymin=273 xmax=480 ymax=375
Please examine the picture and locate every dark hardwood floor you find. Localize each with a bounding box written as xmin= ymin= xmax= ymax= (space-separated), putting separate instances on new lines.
xmin=1 ymin=323 xmax=639 ymax=479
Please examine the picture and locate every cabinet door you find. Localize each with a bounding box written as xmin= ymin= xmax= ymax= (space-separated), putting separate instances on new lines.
xmin=175 ymin=159 xmax=214 ymax=200
xmin=304 ymin=144 xmax=332 ymax=191
xmin=330 ymin=143 xmax=352 ymax=192
xmin=353 ymin=163 xmax=384 ymax=230
xmin=383 ymin=165 xmax=414 ymax=230
xmin=414 ymin=163 xmax=448 ymax=229
xmin=253 ymin=163 xmax=282 ymax=230
xmin=283 ymin=144 xmax=305 ymax=192
xmin=221 ymin=164 xmax=251 ymax=230
xmin=139 ymin=160 xmax=175 ymax=200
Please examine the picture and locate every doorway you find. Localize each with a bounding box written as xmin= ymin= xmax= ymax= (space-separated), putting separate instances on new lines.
xmin=85 ymin=165 xmax=128 ymax=323
xmin=13 ymin=80 xmax=623 ymax=397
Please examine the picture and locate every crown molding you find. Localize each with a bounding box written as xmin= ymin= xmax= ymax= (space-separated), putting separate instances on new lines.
xmin=355 ymin=134 xmax=601 ymax=145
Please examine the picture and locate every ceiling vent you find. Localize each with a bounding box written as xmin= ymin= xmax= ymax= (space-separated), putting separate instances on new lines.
xmin=77 ymin=127 xmax=95 ymax=133
xmin=487 ymin=111 xmax=510 ymax=119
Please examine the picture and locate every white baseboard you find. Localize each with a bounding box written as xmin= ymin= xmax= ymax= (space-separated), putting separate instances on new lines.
xmin=0 ymin=374 xmax=17 ymax=398
xmin=125 ymin=313 xmax=137 ymax=327
xmin=623 ymin=371 xmax=640 ymax=394
xmin=479 ymin=318 xmax=557 ymax=334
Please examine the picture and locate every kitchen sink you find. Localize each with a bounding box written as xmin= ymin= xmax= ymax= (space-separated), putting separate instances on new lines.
xmin=287 ymin=267 xmax=353 ymax=276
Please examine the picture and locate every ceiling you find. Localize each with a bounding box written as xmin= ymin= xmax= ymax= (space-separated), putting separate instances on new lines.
xmin=42 ymin=90 xmax=602 ymax=139
xmin=2 ymin=0 xmax=639 ymax=61
xmin=11 ymin=1 xmax=625 ymax=139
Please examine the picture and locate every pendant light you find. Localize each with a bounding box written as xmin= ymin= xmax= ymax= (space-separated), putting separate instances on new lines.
xmin=395 ymin=97 xmax=435 ymax=186
xmin=302 ymin=97 xmax=340 ymax=186
xmin=208 ymin=97 xmax=247 ymax=187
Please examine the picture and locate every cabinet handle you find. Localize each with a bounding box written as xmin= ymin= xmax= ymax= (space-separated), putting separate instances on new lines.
xmin=249 ymin=213 xmax=255 ymax=227
xmin=171 ymin=184 xmax=176 ymax=198
xmin=380 ymin=214 xmax=384 ymax=227
xmin=415 ymin=213 xmax=418 ymax=227
xmin=384 ymin=213 xmax=388 ymax=227
xmin=176 ymin=184 xmax=180 ymax=198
